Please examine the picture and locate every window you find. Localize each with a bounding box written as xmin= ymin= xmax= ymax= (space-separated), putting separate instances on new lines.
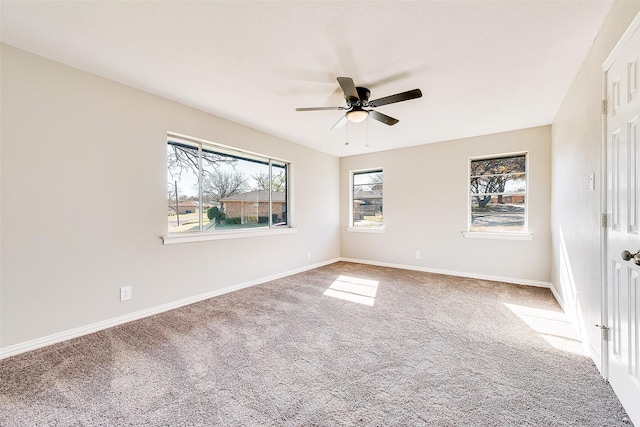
xmin=350 ymin=169 xmax=383 ymax=229
xmin=469 ymin=153 xmax=527 ymax=233
xmin=167 ymin=133 xmax=288 ymax=234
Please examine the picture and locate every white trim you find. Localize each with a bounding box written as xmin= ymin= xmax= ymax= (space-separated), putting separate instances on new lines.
xmin=162 ymin=227 xmax=297 ymax=245
xmin=346 ymin=227 xmax=385 ymax=233
xmin=167 ymin=131 xmax=290 ymax=165
xmin=468 ymin=151 xmax=529 ymax=162
xmin=549 ymin=280 xmax=595 ymax=361
xmin=0 ymin=256 xmax=556 ymax=360
xmin=287 ymin=163 xmax=296 ymax=227
xmin=339 ymin=257 xmax=552 ymax=288
xmin=462 ymin=231 xmax=533 ymax=241
xmin=589 ymin=342 xmax=603 ymax=374
xmin=548 ymin=281 xmax=564 ymax=309
xmin=0 ymin=258 xmax=340 ymax=360
xmin=600 ymin=58 xmax=610 ymax=380
xmin=603 ymin=11 xmax=640 ymax=69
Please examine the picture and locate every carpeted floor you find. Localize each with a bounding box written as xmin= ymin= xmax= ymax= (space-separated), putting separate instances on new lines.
xmin=0 ymin=262 xmax=633 ymax=426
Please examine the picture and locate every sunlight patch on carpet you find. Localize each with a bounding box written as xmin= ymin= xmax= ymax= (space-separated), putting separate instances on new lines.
xmin=503 ymin=302 xmax=585 ymax=355
xmin=323 ymin=275 xmax=379 ymax=306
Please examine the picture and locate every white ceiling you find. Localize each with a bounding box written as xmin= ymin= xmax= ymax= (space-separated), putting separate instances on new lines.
xmin=0 ymin=1 xmax=613 ymax=157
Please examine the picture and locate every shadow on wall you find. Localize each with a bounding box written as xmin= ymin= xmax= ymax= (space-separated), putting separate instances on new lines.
xmin=558 ymin=225 xmax=586 ymax=345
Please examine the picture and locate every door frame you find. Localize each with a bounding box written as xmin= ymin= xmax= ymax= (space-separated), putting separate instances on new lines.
xmin=600 ymin=10 xmax=640 ymax=380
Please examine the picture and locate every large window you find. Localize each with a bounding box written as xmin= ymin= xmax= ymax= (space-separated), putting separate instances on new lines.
xmin=469 ymin=153 xmax=526 ymax=233
xmin=351 ymin=169 xmax=383 ymax=228
xmin=167 ymin=133 xmax=288 ymax=234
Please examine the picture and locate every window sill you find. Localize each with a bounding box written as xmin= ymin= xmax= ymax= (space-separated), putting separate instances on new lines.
xmin=346 ymin=227 xmax=385 ymax=234
xmin=462 ymin=231 xmax=533 ymax=241
xmin=162 ymin=227 xmax=297 ymax=245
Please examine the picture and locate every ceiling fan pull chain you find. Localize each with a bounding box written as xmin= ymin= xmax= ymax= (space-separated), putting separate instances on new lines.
xmin=345 ymin=120 xmax=350 ymax=145
xmin=365 ymin=117 xmax=369 ymax=147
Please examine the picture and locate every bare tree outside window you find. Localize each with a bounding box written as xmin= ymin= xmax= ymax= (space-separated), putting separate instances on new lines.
xmin=469 ymin=154 xmax=526 ymax=232
xmin=201 ymin=170 xmax=249 ymax=211
xmin=251 ymin=170 xmax=287 ymax=192
xmin=167 ymin=135 xmax=289 ymax=233
xmin=352 ymin=169 xmax=383 ymax=228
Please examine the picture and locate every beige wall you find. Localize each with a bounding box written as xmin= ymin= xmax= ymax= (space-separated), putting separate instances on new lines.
xmin=340 ymin=126 xmax=552 ymax=284
xmin=0 ymin=44 xmax=340 ymax=349
xmin=551 ymin=1 xmax=640 ymax=363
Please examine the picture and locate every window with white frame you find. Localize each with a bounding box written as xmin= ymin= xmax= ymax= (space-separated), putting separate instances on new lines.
xmin=469 ymin=153 xmax=527 ymax=233
xmin=351 ymin=169 xmax=383 ymax=228
xmin=167 ymin=133 xmax=288 ymax=234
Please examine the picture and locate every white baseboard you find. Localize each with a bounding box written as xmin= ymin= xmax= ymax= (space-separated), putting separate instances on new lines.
xmin=547 ymin=283 xmax=565 ymax=309
xmin=1 ymin=257 xmax=554 ymax=360
xmin=339 ymin=257 xmax=552 ymax=289
xmin=588 ymin=343 xmax=602 ymax=373
xmin=0 ymin=258 xmax=341 ymax=360
xmin=548 ymin=280 xmax=603 ymax=372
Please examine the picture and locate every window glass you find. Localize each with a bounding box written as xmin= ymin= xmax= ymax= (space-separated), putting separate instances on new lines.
xmin=351 ymin=169 xmax=383 ymax=228
xmin=167 ymin=134 xmax=289 ymax=234
xmin=271 ymin=162 xmax=288 ymax=227
xmin=469 ymin=154 xmax=526 ymax=233
xmin=167 ymin=141 xmax=202 ymax=233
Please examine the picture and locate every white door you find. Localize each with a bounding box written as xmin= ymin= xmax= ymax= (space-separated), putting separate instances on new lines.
xmin=605 ymin=15 xmax=640 ymax=426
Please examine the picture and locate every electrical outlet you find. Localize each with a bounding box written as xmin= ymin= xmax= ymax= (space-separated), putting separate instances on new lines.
xmin=120 ymin=286 xmax=132 ymax=301
xmin=307 ymin=251 xmax=311 ymax=259
xmin=415 ymin=251 xmax=421 ymax=259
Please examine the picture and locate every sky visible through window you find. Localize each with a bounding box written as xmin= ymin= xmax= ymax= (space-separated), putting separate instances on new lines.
xmin=170 ymin=156 xmax=269 ymax=199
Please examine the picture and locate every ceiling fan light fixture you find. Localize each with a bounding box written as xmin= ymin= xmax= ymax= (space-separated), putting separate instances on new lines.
xmin=346 ymin=109 xmax=369 ymax=123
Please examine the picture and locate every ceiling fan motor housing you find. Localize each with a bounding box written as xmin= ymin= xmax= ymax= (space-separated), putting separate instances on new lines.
xmin=349 ymin=87 xmax=371 ymax=106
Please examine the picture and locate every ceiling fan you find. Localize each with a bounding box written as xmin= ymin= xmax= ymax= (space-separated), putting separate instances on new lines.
xmin=296 ymin=77 xmax=422 ymax=128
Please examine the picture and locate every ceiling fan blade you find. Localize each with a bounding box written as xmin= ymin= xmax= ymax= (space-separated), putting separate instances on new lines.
xmin=337 ymin=77 xmax=359 ymax=102
xmin=369 ymin=110 xmax=399 ymax=126
xmin=330 ymin=115 xmax=347 ymax=130
xmin=296 ymin=106 xmax=344 ymax=111
xmin=369 ymin=89 xmax=422 ymax=108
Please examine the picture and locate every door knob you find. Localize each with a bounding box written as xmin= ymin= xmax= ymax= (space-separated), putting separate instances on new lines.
xmin=622 ymin=250 xmax=639 ymax=261
xmin=622 ymin=250 xmax=640 ymax=265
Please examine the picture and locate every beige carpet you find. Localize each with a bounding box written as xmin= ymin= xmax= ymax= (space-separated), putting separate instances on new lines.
xmin=0 ymin=262 xmax=633 ymax=426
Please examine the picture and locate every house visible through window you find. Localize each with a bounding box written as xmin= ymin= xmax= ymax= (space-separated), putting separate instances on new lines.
xmin=167 ymin=133 xmax=288 ymax=234
xmin=469 ymin=153 xmax=526 ymax=233
xmin=351 ymin=169 xmax=383 ymax=228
